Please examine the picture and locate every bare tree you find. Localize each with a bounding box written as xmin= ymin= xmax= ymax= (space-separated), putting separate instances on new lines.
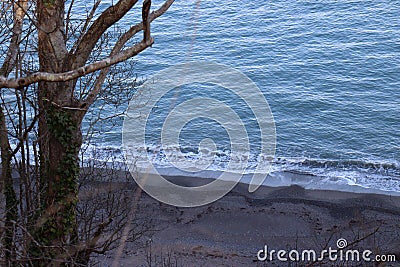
xmin=0 ymin=0 xmax=174 ymax=264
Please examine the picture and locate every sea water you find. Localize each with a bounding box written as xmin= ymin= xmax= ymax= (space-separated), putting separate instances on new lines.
xmin=25 ymin=1 xmax=400 ymax=194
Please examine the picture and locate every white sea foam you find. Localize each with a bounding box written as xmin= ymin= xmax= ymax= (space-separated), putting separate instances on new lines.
xmin=81 ymin=143 xmax=400 ymax=196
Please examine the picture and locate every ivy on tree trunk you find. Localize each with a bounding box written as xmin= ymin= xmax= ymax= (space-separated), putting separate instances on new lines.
xmin=29 ymin=97 xmax=83 ymax=263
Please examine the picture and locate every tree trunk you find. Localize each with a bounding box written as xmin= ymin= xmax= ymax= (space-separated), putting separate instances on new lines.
xmin=28 ymin=1 xmax=85 ymax=263
xmin=29 ymin=91 xmax=83 ymax=263
xmin=0 ymin=2 xmax=27 ymax=263
xmin=0 ymin=106 xmax=18 ymax=265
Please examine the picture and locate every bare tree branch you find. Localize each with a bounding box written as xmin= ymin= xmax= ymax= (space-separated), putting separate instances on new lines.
xmin=0 ymin=39 xmax=154 ymax=89
xmin=0 ymin=0 xmax=28 ymax=77
xmin=142 ymin=0 xmax=151 ymax=43
xmin=84 ymin=0 xmax=174 ymax=106
xmin=65 ymin=0 xmax=76 ymax=38
xmin=68 ymin=0 xmax=101 ymax=53
xmin=1 ymin=0 xmax=175 ymax=91
xmin=69 ymin=0 xmax=139 ymax=70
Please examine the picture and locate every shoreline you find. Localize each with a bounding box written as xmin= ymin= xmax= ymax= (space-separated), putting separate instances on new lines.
xmin=79 ymin=150 xmax=400 ymax=196
xmin=166 ymin=171 xmax=400 ymax=197
xmin=130 ymin=165 xmax=400 ymax=198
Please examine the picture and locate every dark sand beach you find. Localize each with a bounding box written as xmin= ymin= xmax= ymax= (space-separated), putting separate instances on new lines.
xmin=94 ymin=175 xmax=400 ymax=266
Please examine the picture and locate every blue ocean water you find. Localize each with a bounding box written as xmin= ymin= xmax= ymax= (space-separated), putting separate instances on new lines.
xmin=87 ymin=0 xmax=399 ymax=193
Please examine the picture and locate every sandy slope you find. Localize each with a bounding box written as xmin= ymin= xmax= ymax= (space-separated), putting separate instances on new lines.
xmin=94 ymin=176 xmax=400 ymax=266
